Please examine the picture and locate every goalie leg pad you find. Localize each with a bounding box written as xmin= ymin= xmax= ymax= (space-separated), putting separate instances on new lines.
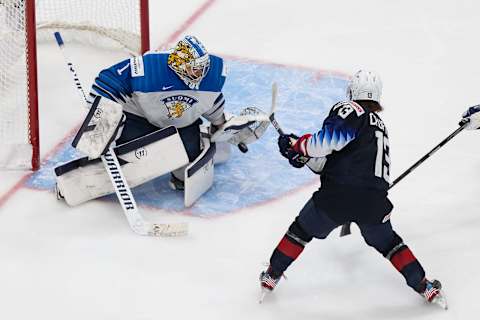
xmin=184 ymin=137 xmax=216 ymax=207
xmin=72 ymin=96 xmax=125 ymax=160
xmin=56 ymin=126 xmax=189 ymax=206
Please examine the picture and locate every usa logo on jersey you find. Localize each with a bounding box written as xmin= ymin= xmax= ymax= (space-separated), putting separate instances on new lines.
xmin=162 ymin=95 xmax=198 ymax=118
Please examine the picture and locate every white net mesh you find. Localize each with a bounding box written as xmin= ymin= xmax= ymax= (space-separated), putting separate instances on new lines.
xmin=36 ymin=0 xmax=143 ymax=55
xmin=0 ymin=0 xmax=145 ymax=169
xmin=0 ymin=0 xmax=32 ymax=169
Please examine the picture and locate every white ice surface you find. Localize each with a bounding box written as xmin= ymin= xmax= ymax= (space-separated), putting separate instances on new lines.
xmin=1 ymin=1 xmax=480 ymax=319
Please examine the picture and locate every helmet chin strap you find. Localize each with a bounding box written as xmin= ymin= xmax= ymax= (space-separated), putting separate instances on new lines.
xmin=180 ymin=76 xmax=200 ymax=90
xmin=186 ymin=80 xmax=200 ymax=90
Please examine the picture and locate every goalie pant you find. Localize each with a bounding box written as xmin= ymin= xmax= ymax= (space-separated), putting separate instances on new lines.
xmin=266 ymin=198 xmax=430 ymax=295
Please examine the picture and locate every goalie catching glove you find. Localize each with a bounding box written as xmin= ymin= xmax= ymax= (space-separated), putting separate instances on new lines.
xmin=72 ymin=96 xmax=125 ymax=159
xmin=210 ymin=106 xmax=270 ymax=146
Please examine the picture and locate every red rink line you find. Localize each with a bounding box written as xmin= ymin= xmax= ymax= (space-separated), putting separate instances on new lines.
xmin=0 ymin=174 xmax=34 ymax=209
xmin=159 ymin=0 xmax=218 ymax=49
xmin=0 ymin=126 xmax=79 ymax=208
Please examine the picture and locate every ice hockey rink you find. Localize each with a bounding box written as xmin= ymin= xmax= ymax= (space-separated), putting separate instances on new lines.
xmin=1 ymin=0 xmax=479 ymax=319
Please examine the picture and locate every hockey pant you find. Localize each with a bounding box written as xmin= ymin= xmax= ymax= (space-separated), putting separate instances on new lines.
xmin=268 ymin=198 xmax=426 ymax=292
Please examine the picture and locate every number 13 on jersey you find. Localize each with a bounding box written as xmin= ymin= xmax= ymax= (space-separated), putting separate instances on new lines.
xmin=374 ymin=130 xmax=391 ymax=183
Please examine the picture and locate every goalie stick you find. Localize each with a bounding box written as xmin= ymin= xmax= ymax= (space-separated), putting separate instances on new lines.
xmin=339 ymin=118 xmax=471 ymax=237
xmin=54 ymin=31 xmax=188 ymax=237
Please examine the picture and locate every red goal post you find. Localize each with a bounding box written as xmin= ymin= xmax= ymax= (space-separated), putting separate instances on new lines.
xmin=0 ymin=0 xmax=150 ymax=170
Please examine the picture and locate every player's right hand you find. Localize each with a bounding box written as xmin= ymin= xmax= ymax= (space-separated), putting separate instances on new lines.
xmin=461 ymin=105 xmax=480 ymax=130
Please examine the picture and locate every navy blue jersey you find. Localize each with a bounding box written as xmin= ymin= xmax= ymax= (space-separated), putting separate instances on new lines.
xmin=302 ymin=101 xmax=393 ymax=224
xmin=321 ymin=101 xmax=391 ymax=190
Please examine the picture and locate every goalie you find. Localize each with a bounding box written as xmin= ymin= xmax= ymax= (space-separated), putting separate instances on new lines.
xmin=54 ymin=35 xmax=269 ymax=207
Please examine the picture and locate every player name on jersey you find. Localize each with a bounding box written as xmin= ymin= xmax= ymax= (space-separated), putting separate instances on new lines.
xmin=369 ymin=112 xmax=387 ymax=134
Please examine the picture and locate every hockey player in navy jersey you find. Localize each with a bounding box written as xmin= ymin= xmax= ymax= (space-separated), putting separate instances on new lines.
xmin=54 ymin=35 xmax=268 ymax=207
xmin=259 ymin=70 xmax=447 ymax=309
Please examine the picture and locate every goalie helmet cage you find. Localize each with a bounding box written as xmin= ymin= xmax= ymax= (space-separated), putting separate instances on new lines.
xmin=0 ymin=0 xmax=150 ymax=170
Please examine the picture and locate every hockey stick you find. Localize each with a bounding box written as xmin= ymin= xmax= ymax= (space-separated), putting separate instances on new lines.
xmin=339 ymin=119 xmax=470 ymax=237
xmin=269 ymin=83 xmax=283 ymax=134
xmin=54 ymin=31 xmax=188 ymax=237
xmin=269 ymin=83 xmax=310 ymax=167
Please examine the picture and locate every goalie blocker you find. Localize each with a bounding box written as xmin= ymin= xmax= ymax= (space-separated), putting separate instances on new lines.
xmin=72 ymin=96 xmax=125 ymax=160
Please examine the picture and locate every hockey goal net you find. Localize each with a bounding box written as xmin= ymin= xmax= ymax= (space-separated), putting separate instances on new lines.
xmin=0 ymin=0 xmax=149 ymax=170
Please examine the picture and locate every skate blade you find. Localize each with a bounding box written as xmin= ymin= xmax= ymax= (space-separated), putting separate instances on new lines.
xmin=432 ymin=294 xmax=448 ymax=310
xmin=258 ymin=289 xmax=268 ymax=304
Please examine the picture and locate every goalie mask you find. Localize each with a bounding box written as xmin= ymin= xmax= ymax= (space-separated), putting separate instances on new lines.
xmin=168 ymin=35 xmax=210 ymax=90
xmin=346 ymin=70 xmax=383 ymax=102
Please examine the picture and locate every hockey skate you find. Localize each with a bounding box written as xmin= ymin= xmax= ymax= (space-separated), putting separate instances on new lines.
xmin=168 ymin=174 xmax=185 ymax=191
xmin=419 ymin=279 xmax=448 ymax=310
xmin=259 ymin=267 xmax=282 ymax=303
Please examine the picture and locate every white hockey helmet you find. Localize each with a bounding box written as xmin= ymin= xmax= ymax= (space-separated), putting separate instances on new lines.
xmin=346 ymin=70 xmax=383 ymax=102
xmin=168 ymin=35 xmax=210 ymax=89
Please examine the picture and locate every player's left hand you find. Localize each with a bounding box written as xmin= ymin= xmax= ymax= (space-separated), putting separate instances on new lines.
xmin=278 ymin=133 xmax=298 ymax=158
xmin=461 ymin=105 xmax=480 ymax=130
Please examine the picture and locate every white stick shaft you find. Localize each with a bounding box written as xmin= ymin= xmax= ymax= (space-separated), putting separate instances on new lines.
xmin=54 ymin=32 xmax=88 ymax=106
xmin=270 ymin=82 xmax=278 ymax=115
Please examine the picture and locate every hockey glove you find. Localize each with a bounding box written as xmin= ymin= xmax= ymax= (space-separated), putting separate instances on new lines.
xmin=278 ymin=134 xmax=309 ymax=168
xmin=278 ymin=134 xmax=297 ymax=158
xmin=461 ymin=105 xmax=480 ymax=130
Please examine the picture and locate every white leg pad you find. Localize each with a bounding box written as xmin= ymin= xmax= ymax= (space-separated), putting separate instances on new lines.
xmin=184 ymin=137 xmax=216 ymax=207
xmin=56 ymin=126 xmax=189 ymax=206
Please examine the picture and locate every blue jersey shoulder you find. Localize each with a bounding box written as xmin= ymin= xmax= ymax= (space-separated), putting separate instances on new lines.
xmin=319 ymin=101 xmax=367 ymax=139
xmin=199 ymin=54 xmax=226 ymax=92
